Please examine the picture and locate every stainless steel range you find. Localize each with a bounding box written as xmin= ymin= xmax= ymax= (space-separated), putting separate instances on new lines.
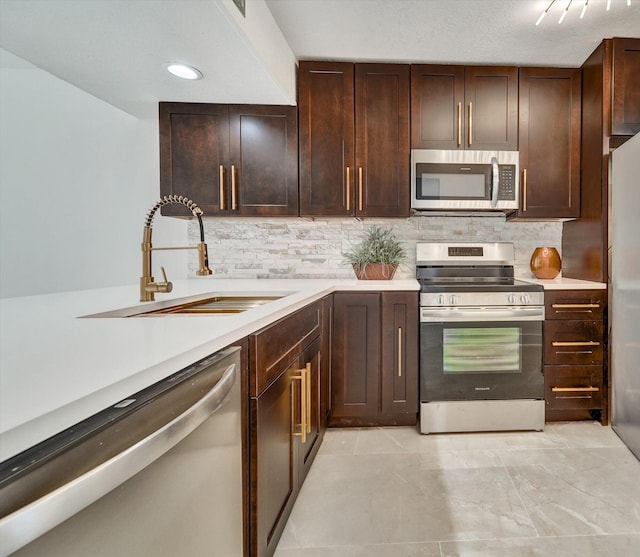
xmin=417 ymin=242 xmax=545 ymax=434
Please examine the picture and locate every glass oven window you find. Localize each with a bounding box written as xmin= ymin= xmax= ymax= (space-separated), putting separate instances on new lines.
xmin=443 ymin=327 xmax=520 ymax=373
xmin=419 ymin=173 xmax=487 ymax=199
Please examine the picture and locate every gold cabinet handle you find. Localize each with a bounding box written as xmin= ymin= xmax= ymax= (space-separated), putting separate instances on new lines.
xmin=523 ymin=168 xmax=528 ymax=211
xmin=457 ymin=102 xmax=462 ymax=147
xmin=552 ymin=303 xmax=600 ymax=309
xmin=551 ymin=386 xmax=600 ymax=392
xmin=219 ymin=165 xmax=225 ymax=211
xmin=358 ymin=167 xmax=363 ymax=212
xmin=468 ymin=101 xmax=473 ymax=146
xmin=346 ymin=166 xmax=351 ymax=211
xmin=293 ymin=367 xmax=307 ymax=444
xmin=305 ymin=362 xmax=312 ymax=434
xmin=397 ymin=327 xmax=403 ymax=377
xmin=231 ymin=164 xmax=238 ymax=211
xmin=552 ymin=341 xmax=600 ymax=347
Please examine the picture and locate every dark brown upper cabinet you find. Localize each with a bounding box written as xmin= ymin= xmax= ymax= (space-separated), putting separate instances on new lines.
xmin=562 ymin=38 xmax=639 ymax=283
xmin=411 ymin=65 xmax=518 ymax=151
xmin=159 ymin=102 xmax=298 ymax=217
xmin=514 ymin=67 xmax=581 ymax=219
xmin=612 ymin=38 xmax=640 ymax=136
xmin=298 ymin=61 xmax=410 ymax=217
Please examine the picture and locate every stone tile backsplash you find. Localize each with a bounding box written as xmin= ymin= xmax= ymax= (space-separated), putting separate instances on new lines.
xmin=189 ymin=216 xmax=563 ymax=280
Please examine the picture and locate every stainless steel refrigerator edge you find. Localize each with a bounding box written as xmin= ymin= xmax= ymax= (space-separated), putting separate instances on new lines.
xmin=611 ymin=132 xmax=640 ymax=460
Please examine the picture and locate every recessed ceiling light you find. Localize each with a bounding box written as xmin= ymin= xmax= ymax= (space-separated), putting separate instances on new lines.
xmin=166 ymin=63 xmax=203 ymax=80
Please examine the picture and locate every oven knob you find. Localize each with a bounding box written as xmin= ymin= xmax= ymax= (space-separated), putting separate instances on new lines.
xmin=449 ymin=295 xmax=458 ymax=304
xmin=438 ymin=295 xmax=445 ymax=305
xmin=520 ymin=294 xmax=530 ymax=304
xmin=508 ymin=294 xmax=517 ymax=304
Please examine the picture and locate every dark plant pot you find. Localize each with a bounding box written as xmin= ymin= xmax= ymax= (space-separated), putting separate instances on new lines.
xmin=352 ymin=263 xmax=398 ymax=280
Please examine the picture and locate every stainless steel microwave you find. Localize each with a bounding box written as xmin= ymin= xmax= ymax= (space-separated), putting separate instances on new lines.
xmin=411 ymin=150 xmax=519 ymax=211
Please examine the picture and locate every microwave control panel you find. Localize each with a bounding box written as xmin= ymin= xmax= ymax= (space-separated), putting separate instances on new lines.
xmin=497 ymin=166 xmax=516 ymax=200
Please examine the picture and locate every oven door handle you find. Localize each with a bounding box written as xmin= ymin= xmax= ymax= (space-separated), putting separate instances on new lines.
xmin=421 ymin=306 xmax=545 ymax=322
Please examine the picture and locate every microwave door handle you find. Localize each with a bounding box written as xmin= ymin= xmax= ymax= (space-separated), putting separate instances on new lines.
xmin=490 ymin=156 xmax=499 ymax=208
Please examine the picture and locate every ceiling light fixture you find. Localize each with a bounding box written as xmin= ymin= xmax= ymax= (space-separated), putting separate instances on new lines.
xmin=536 ymin=0 xmax=631 ymax=25
xmin=166 ymin=63 xmax=203 ymax=80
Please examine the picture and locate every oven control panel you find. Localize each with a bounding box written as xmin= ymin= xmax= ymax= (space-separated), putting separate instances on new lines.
xmin=420 ymin=291 xmax=545 ymax=307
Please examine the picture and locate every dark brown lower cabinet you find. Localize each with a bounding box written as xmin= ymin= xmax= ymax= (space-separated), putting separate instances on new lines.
xmin=249 ymin=300 xmax=326 ymax=557
xmin=330 ymin=291 xmax=418 ymax=426
xmin=543 ymin=289 xmax=607 ymax=424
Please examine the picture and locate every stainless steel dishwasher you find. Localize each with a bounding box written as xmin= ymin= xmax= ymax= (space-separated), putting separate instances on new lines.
xmin=0 ymin=346 xmax=243 ymax=557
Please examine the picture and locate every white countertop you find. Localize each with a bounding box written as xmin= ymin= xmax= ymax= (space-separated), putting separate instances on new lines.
xmin=518 ymin=276 xmax=607 ymax=290
xmin=0 ymin=278 xmax=418 ymax=461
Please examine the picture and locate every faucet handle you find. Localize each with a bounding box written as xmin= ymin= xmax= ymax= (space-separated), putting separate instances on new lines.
xmin=155 ymin=266 xmax=173 ymax=293
xmin=160 ymin=266 xmax=169 ymax=283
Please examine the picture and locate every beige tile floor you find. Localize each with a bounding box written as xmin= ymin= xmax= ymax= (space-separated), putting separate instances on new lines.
xmin=275 ymin=422 xmax=640 ymax=557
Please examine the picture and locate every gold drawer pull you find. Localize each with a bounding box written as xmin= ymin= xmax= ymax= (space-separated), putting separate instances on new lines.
xmin=346 ymin=166 xmax=351 ymax=211
xmin=468 ymin=101 xmax=473 ymax=146
xmin=358 ymin=167 xmax=363 ymax=211
xmin=293 ymin=367 xmax=307 ymax=443
xmin=551 ymin=303 xmax=600 ymax=309
xmin=231 ymin=164 xmax=238 ymax=210
xmin=552 ymin=386 xmax=600 ymax=392
xmin=219 ymin=165 xmax=226 ymax=211
xmin=305 ymin=362 xmax=312 ymax=434
xmin=552 ymin=341 xmax=600 ymax=347
xmin=457 ymin=102 xmax=462 ymax=147
xmin=397 ymin=327 xmax=403 ymax=377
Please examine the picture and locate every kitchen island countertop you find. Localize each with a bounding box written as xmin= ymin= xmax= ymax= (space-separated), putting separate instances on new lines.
xmin=0 ymin=278 xmax=418 ymax=461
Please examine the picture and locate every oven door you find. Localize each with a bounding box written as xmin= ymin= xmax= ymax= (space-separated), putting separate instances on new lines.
xmin=420 ymin=318 xmax=543 ymax=402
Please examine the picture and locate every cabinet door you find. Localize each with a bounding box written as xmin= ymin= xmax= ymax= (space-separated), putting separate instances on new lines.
xmin=465 ymin=66 xmax=518 ymax=151
xmin=229 ymin=105 xmax=298 ymax=216
xmin=355 ymin=63 xmax=410 ymax=217
xmin=410 ymin=64 xmax=465 ymax=149
xmin=410 ymin=65 xmax=517 ymax=151
xmin=159 ymin=103 xmax=230 ymax=216
xmin=612 ymin=38 xmax=640 ymax=136
xmin=297 ymin=338 xmax=322 ymax=485
xmin=298 ymin=61 xmax=355 ymax=216
xmin=380 ymin=292 xmax=418 ymax=421
xmin=330 ymin=292 xmax=380 ymax=422
xmin=251 ymin=365 xmax=299 ymax=557
xmin=516 ymin=68 xmax=581 ymax=218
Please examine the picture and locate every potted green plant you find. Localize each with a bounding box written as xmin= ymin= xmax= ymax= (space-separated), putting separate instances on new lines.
xmin=343 ymin=225 xmax=406 ymax=280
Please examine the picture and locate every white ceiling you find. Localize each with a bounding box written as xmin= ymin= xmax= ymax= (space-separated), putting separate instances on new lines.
xmin=1 ymin=0 xmax=639 ymax=119
xmin=267 ymin=0 xmax=640 ymax=65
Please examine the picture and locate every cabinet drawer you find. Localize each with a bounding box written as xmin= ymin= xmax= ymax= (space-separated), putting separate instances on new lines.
xmin=544 ymin=290 xmax=606 ymax=320
xmin=544 ymin=320 xmax=603 ymax=365
xmin=250 ymin=302 xmax=321 ymax=396
xmin=544 ymin=365 xmax=603 ymax=410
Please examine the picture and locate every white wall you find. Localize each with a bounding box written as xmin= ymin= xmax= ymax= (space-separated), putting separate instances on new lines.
xmin=0 ymin=49 xmax=188 ymax=298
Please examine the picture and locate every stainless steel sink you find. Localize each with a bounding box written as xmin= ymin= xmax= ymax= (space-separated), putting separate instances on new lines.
xmin=139 ymin=296 xmax=283 ymax=316
xmin=81 ymin=293 xmax=291 ymax=318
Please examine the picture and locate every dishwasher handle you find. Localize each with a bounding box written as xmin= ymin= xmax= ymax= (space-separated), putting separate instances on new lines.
xmin=0 ymin=357 xmax=238 ymax=557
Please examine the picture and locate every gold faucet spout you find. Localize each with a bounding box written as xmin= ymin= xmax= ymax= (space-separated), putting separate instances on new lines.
xmin=140 ymin=196 xmax=212 ymax=301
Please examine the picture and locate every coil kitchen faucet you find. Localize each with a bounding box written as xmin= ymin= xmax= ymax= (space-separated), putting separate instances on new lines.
xmin=140 ymin=195 xmax=212 ymax=301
